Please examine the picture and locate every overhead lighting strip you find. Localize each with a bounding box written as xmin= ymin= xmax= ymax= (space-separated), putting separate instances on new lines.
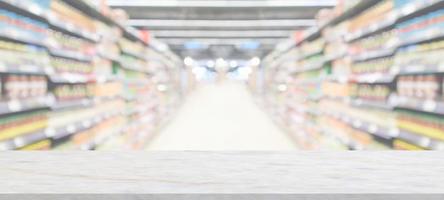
xmin=128 ymin=19 xmax=316 ymax=27
xmin=108 ymin=0 xmax=337 ymax=8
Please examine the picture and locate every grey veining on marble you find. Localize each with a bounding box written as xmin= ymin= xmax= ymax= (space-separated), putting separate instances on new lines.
xmin=0 ymin=152 xmax=443 ymax=195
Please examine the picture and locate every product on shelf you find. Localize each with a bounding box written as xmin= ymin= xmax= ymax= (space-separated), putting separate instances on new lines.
xmin=351 ymin=57 xmax=393 ymax=75
xmin=397 ymin=75 xmax=442 ymax=100
xmin=348 ymin=0 xmax=394 ymax=32
xmin=397 ymin=8 xmax=444 ymax=43
xmin=2 ymin=74 xmax=47 ymax=100
xmin=0 ymin=0 xmax=184 ymax=150
xmin=350 ymin=83 xmax=392 ymax=102
xmin=397 ymin=110 xmax=444 ymax=141
xmin=0 ymin=8 xmax=48 ymax=41
xmin=50 ymin=0 xmax=97 ymax=33
xmin=349 ymin=30 xmax=396 ymax=55
xmin=260 ymin=0 xmax=444 ymax=150
xmin=300 ymin=37 xmax=325 ymax=56
xmin=393 ymin=139 xmax=425 ymax=150
xmin=52 ymin=84 xmax=90 ymax=101
xmin=0 ymin=110 xmax=48 ymax=141
xmin=118 ymin=38 xmax=144 ymax=57
xmin=48 ymin=29 xmax=96 ymax=56
xmin=0 ymin=40 xmax=51 ymax=72
xmin=90 ymin=81 xmax=123 ymax=98
xmin=393 ymin=40 xmax=444 ymax=73
xmin=19 ymin=139 xmax=52 ymax=150
xmin=50 ymin=57 xmax=93 ymax=74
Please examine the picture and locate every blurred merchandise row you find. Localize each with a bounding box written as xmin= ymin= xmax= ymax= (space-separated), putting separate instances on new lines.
xmin=0 ymin=0 xmax=186 ymax=150
xmin=258 ymin=0 xmax=444 ymax=150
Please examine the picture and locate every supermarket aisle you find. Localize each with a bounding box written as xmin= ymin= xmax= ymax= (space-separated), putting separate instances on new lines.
xmin=146 ymin=81 xmax=296 ymax=150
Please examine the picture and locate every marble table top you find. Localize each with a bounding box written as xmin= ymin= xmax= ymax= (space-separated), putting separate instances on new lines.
xmin=0 ymin=151 xmax=443 ymax=199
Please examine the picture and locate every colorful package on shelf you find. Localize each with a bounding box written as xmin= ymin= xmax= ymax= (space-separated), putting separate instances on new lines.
xmin=48 ymin=99 xmax=125 ymax=131
xmin=397 ymin=110 xmax=444 ymax=141
xmin=350 ymin=83 xmax=392 ymax=102
xmin=48 ymin=30 xmax=96 ymax=56
xmin=393 ymin=139 xmax=425 ymax=150
xmin=118 ymin=38 xmax=145 ymax=57
xmin=0 ymin=8 xmax=48 ymax=40
xmin=348 ymin=0 xmax=394 ymax=32
xmin=394 ymin=40 xmax=444 ymax=73
xmin=301 ymin=37 xmax=325 ymax=56
xmin=349 ymin=30 xmax=395 ymax=55
xmin=393 ymin=0 xmax=428 ymax=8
xmin=69 ymin=115 xmax=126 ymax=150
xmin=19 ymin=139 xmax=51 ymax=150
xmin=0 ymin=110 xmax=48 ymax=141
xmin=50 ymin=0 xmax=97 ymax=33
xmin=52 ymin=84 xmax=90 ymax=101
xmin=396 ymin=74 xmax=442 ymax=100
xmin=351 ymin=57 xmax=393 ymax=75
xmin=93 ymin=58 xmax=113 ymax=77
xmin=51 ymin=57 xmax=94 ymax=74
xmin=3 ymin=74 xmax=47 ymax=100
xmin=322 ymin=81 xmax=350 ymax=99
xmin=21 ymin=0 xmax=51 ymax=10
xmin=396 ymin=8 xmax=444 ymax=42
xmin=90 ymin=81 xmax=123 ymax=98
xmin=0 ymin=39 xmax=51 ymax=72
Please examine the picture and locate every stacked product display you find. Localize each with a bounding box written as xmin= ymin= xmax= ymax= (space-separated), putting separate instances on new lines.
xmin=261 ymin=0 xmax=444 ymax=150
xmin=0 ymin=0 xmax=183 ymax=150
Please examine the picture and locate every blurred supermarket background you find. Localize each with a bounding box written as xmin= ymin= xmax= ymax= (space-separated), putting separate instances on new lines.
xmin=0 ymin=0 xmax=444 ymax=150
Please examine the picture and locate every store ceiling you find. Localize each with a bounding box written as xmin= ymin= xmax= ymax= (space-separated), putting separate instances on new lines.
xmin=108 ymin=0 xmax=336 ymax=60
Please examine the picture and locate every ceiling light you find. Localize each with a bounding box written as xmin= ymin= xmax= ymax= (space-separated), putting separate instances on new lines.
xmin=207 ymin=60 xmax=215 ymax=68
xmin=184 ymin=57 xmax=194 ymax=66
xmin=250 ymin=57 xmax=261 ymax=66
xmin=230 ymin=61 xmax=238 ymax=68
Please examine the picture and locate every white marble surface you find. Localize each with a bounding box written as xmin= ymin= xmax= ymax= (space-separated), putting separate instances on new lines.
xmin=1 ymin=151 xmax=444 ymax=195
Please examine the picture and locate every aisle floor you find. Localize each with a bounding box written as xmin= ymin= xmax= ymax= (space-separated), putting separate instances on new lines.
xmin=146 ymin=81 xmax=297 ymax=150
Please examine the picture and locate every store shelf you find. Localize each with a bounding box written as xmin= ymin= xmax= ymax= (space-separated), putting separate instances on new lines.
xmin=48 ymin=109 xmax=124 ymax=140
xmin=50 ymin=98 xmax=93 ymax=110
xmin=351 ymin=47 xmax=397 ymax=62
xmin=350 ymin=98 xmax=394 ymax=111
xmin=47 ymin=48 xmax=94 ymax=62
xmin=292 ymin=59 xmax=326 ymax=74
xmin=324 ymin=52 xmax=346 ymax=63
xmin=346 ymin=0 xmax=444 ymax=42
xmin=324 ymin=111 xmax=390 ymax=141
xmin=396 ymin=129 xmax=444 ymax=150
xmin=393 ymin=64 xmax=444 ymax=75
xmin=0 ymin=129 xmax=47 ymax=150
xmin=48 ymin=73 xmax=96 ymax=84
xmin=0 ymin=0 xmax=47 ymax=21
xmin=1 ymin=0 xmax=99 ymax=43
xmin=0 ymin=0 xmax=181 ymax=151
xmin=392 ymin=96 xmax=444 ymax=116
xmin=60 ymin=0 xmax=117 ymax=27
xmin=349 ymin=73 xmax=395 ymax=84
xmin=0 ymin=96 xmax=50 ymax=116
xmin=79 ymin=125 xmax=126 ymax=150
xmin=0 ymin=30 xmax=48 ymax=48
xmin=345 ymin=13 xmax=397 ymax=42
xmin=120 ymin=49 xmax=146 ymax=61
xmin=297 ymin=49 xmax=324 ymax=61
xmin=296 ymin=0 xmax=381 ymax=46
xmin=47 ymin=16 xmax=99 ymax=43
xmin=0 ymin=62 xmax=50 ymax=75
xmin=398 ymin=28 xmax=444 ymax=47
xmin=324 ymin=0 xmax=382 ymax=29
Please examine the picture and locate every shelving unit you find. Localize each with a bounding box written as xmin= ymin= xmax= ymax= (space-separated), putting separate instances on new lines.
xmin=260 ymin=0 xmax=444 ymax=150
xmin=0 ymin=0 xmax=183 ymax=150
